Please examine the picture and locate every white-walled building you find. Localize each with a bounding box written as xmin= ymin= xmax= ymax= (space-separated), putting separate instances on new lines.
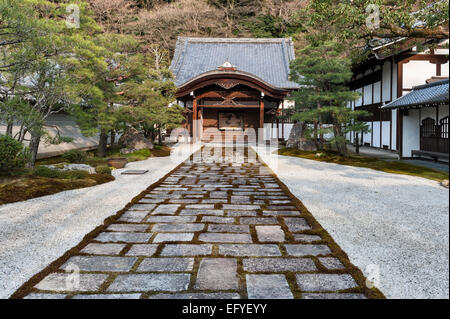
xmin=347 ymin=39 xmax=449 ymax=158
xmin=383 ymin=79 xmax=448 ymax=160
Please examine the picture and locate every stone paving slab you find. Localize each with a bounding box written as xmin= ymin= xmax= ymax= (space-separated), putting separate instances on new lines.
xmin=18 ymin=147 xmax=371 ymax=299
xmin=246 ymin=274 xmax=293 ymax=299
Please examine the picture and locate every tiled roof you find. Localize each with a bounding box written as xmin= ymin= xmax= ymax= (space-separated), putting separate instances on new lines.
xmin=382 ymin=79 xmax=449 ymax=109
xmin=170 ymin=37 xmax=300 ymax=89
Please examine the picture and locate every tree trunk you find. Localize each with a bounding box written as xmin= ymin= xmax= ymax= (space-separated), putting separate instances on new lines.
xmin=333 ymin=122 xmax=348 ymax=156
xmin=158 ymin=127 xmax=162 ymax=145
xmin=355 ymin=132 xmax=360 ymax=154
xmin=27 ymin=131 xmax=41 ymax=168
xmin=313 ymin=120 xmax=318 ymax=148
xmin=6 ymin=122 xmax=13 ymax=137
xmin=110 ymin=130 xmax=116 ymax=148
xmin=97 ymin=131 xmax=108 ymax=157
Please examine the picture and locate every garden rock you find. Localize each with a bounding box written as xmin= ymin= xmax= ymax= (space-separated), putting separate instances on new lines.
xmin=45 ymin=164 xmax=95 ymax=174
xmin=119 ymin=128 xmax=153 ymax=154
xmin=286 ymin=122 xmax=317 ymax=151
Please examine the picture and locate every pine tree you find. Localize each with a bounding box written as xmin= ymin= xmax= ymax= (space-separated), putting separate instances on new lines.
xmin=290 ymin=40 xmax=370 ymax=156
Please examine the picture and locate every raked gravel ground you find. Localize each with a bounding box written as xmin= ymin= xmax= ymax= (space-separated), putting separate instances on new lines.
xmin=254 ymin=146 xmax=449 ymax=299
xmin=0 ymin=143 xmax=200 ymax=299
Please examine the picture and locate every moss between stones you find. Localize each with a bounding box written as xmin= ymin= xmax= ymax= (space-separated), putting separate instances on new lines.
xmin=11 ymin=146 xmax=385 ymax=299
xmin=9 ymin=157 xmax=187 ymax=299
xmin=256 ymin=151 xmax=386 ymax=299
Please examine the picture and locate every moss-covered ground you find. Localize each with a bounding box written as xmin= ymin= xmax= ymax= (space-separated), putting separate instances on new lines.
xmin=277 ymin=148 xmax=448 ymax=183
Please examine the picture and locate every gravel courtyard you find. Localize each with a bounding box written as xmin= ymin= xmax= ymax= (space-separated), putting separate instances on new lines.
xmin=0 ymin=143 xmax=200 ymax=299
xmin=12 ymin=147 xmax=376 ymax=299
xmin=255 ymin=147 xmax=449 ymax=299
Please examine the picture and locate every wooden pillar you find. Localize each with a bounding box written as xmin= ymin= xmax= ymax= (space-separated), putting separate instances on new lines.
xmin=259 ymin=99 xmax=264 ymax=129
xmin=193 ymin=97 xmax=198 ymax=143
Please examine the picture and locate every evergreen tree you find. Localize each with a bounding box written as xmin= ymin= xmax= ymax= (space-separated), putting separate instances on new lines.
xmin=290 ymin=40 xmax=370 ymax=156
xmin=0 ymin=0 xmax=105 ymax=166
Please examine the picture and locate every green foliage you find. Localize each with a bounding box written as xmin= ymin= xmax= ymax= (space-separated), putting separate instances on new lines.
xmin=95 ymin=165 xmax=112 ymax=176
xmin=121 ymin=149 xmax=152 ymax=162
xmin=0 ymin=0 xmax=107 ymax=166
xmin=62 ymin=150 xmax=88 ymax=163
xmin=290 ymin=40 xmax=370 ymax=156
xmin=32 ymin=166 xmax=89 ymax=179
xmin=302 ymin=0 xmax=449 ymax=58
xmin=0 ymin=135 xmax=29 ymax=174
xmin=244 ymin=13 xmax=304 ymax=38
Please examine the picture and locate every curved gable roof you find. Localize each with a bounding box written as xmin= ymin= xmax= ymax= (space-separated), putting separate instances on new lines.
xmin=170 ymin=37 xmax=300 ymax=90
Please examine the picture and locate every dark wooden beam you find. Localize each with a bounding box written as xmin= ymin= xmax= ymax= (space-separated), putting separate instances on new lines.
xmin=260 ymin=99 xmax=264 ymax=129
xmin=193 ymin=97 xmax=198 ymax=143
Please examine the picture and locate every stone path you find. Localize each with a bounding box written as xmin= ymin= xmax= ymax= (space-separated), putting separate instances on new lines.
xmin=18 ymin=147 xmax=370 ymax=299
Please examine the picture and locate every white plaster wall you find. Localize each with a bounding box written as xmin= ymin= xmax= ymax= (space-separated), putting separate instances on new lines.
xmin=402 ymin=109 xmax=420 ymax=157
xmin=382 ymin=121 xmax=391 ymax=147
xmin=355 ymin=88 xmax=362 ymax=107
xmin=363 ymin=84 xmax=372 ymax=105
xmin=373 ymin=81 xmax=381 ymax=103
xmin=372 ymin=122 xmax=380 ymax=147
xmin=363 ymin=123 xmax=372 ymax=144
xmin=439 ymin=104 xmax=449 ymax=119
xmin=441 ymin=62 xmax=449 ymax=77
xmin=403 ymin=60 xmax=436 ymax=88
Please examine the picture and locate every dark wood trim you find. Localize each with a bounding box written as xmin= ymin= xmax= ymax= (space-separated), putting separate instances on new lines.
xmin=196 ymin=90 xmax=260 ymax=100
xmin=260 ymin=99 xmax=264 ymax=129
xmin=200 ymin=104 xmax=260 ymax=108
xmin=176 ymin=73 xmax=288 ymax=99
xmin=350 ymin=69 xmax=382 ymax=90
xmin=436 ymin=63 xmax=442 ymax=76
xmin=371 ymin=121 xmax=374 ymax=146
xmin=380 ymin=68 xmax=383 ymax=148
xmin=193 ymin=97 xmax=198 ymax=142
xmin=362 ymin=85 xmax=365 ymax=106
xmin=396 ymin=53 xmax=448 ymax=64
xmin=371 ymin=75 xmax=374 ymax=105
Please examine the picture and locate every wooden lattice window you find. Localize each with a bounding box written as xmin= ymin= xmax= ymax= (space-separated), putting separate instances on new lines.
xmin=440 ymin=116 xmax=449 ymax=139
xmin=421 ymin=118 xmax=436 ymax=137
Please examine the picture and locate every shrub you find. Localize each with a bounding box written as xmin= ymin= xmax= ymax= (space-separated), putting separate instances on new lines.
xmin=95 ymin=165 xmax=112 ymax=175
xmin=62 ymin=149 xmax=87 ymax=163
xmin=32 ymin=166 xmax=89 ymax=179
xmin=0 ymin=135 xmax=29 ymax=174
xmin=32 ymin=166 xmax=61 ymax=178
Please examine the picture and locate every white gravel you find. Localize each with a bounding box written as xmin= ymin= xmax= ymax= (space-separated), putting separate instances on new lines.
xmin=254 ymin=146 xmax=449 ymax=299
xmin=0 ymin=143 xmax=200 ymax=299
